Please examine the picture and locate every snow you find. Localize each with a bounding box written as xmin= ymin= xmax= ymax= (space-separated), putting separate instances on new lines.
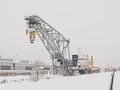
xmin=0 ymin=75 xmax=30 ymax=83
xmin=113 ymin=71 xmax=120 ymax=90
xmin=0 ymin=71 xmax=118 ymax=90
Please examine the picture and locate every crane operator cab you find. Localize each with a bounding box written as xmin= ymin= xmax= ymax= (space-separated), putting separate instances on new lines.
xmin=25 ymin=28 xmax=36 ymax=43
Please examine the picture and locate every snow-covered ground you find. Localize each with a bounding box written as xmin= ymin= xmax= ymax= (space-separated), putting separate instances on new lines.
xmin=0 ymin=75 xmax=30 ymax=84
xmin=113 ymin=71 xmax=120 ymax=90
xmin=0 ymin=71 xmax=119 ymax=90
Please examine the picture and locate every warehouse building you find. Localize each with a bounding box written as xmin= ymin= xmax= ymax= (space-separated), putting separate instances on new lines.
xmin=0 ymin=55 xmax=13 ymax=70
xmin=0 ymin=55 xmax=32 ymax=70
xmin=14 ymin=60 xmax=32 ymax=70
xmin=0 ymin=55 xmax=51 ymax=71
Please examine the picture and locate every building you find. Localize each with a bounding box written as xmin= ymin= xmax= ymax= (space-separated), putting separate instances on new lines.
xmin=19 ymin=60 xmax=29 ymax=65
xmin=14 ymin=60 xmax=32 ymax=70
xmin=0 ymin=55 xmax=13 ymax=70
xmin=0 ymin=55 xmax=51 ymax=71
xmin=0 ymin=55 xmax=32 ymax=70
xmin=14 ymin=63 xmax=32 ymax=70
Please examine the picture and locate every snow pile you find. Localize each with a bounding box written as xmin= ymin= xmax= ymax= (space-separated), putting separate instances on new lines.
xmin=0 ymin=72 xmax=113 ymax=90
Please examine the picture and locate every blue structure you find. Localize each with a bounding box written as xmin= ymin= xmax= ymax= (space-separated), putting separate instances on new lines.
xmin=72 ymin=55 xmax=78 ymax=67
xmin=79 ymin=70 xmax=85 ymax=75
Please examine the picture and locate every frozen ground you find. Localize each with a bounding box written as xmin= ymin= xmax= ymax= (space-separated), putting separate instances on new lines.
xmin=0 ymin=71 xmax=119 ymax=90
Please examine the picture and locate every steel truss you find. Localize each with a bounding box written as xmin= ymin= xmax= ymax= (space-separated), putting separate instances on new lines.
xmin=25 ymin=15 xmax=71 ymax=75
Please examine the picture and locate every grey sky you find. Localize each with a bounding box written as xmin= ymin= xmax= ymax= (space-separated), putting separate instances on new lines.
xmin=0 ymin=0 xmax=120 ymax=67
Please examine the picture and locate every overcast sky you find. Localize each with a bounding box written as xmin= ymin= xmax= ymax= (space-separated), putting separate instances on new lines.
xmin=0 ymin=0 xmax=120 ymax=67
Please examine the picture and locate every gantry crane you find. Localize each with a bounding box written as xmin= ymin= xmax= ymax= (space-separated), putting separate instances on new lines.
xmin=25 ymin=15 xmax=72 ymax=76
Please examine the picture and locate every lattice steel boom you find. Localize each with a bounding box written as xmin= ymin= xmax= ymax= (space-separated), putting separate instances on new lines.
xmin=24 ymin=15 xmax=72 ymax=75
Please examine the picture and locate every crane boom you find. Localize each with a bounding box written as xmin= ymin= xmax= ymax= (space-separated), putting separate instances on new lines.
xmin=25 ymin=15 xmax=72 ymax=75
